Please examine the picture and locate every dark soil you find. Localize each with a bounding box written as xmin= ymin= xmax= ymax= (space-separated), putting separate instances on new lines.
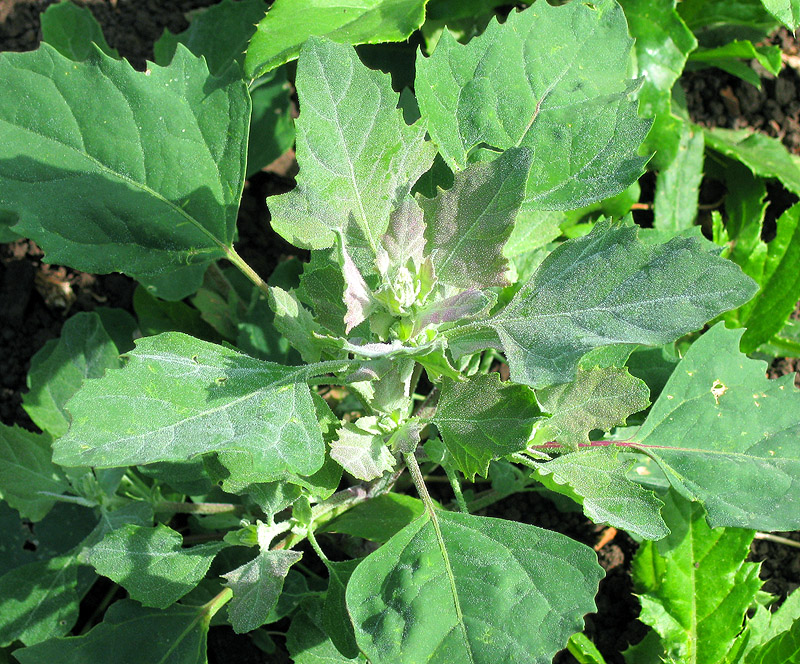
xmin=1 ymin=3 xmax=799 ymax=664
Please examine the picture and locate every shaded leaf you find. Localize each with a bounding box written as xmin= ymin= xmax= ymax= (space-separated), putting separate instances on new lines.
xmin=40 ymin=1 xmax=119 ymax=60
xmin=246 ymin=66 xmax=295 ymax=177
xmin=653 ymin=124 xmax=704 ymax=231
xmin=268 ymin=286 xmax=323 ymax=362
xmin=89 ymin=524 xmax=226 ymax=609
xmin=323 ymin=559 xmax=360 ymax=658
xmin=287 ymin=600 xmax=368 ymax=663
xmin=347 ymin=510 xmax=603 ymax=663
xmin=321 ymin=493 xmax=425 ymax=543
xmin=689 ymin=40 xmax=782 ymax=89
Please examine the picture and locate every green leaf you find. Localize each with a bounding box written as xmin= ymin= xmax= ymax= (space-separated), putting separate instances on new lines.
xmin=40 ymin=1 xmax=119 ymax=61
xmin=322 ymin=558 xmax=360 ymax=658
xmin=298 ymin=250 xmax=348 ymax=336
xmin=330 ymin=423 xmax=395 ymax=481
xmin=23 ymin=312 xmax=120 ymax=438
xmin=654 ymin=124 xmax=704 ymax=231
xmin=745 ymin=621 xmax=800 ymax=664
xmin=415 ymin=0 xmax=651 ymax=210
xmin=268 ymin=286 xmax=323 ymax=362
xmin=89 ymin=524 xmax=226 ymax=609
xmin=433 ymin=373 xmax=540 ymax=479
xmin=536 ymin=366 xmax=650 ymax=450
xmin=269 ymin=38 xmax=435 ymax=272
xmin=418 ymin=147 xmax=532 ymax=288
xmin=346 ymin=510 xmax=603 ymax=663
xmin=462 ymin=218 xmax=757 ymax=388
xmin=133 ymin=285 xmax=219 ymax=340
xmin=568 ymin=632 xmax=609 ymax=664
xmin=689 ymin=40 xmax=782 ymax=88
xmin=678 ymin=0 xmax=779 ymax=44
xmin=53 ymin=333 xmax=325 ymax=480
xmin=223 ymin=549 xmax=302 ymax=633
xmin=761 ymin=0 xmax=800 ymax=29
xmin=0 ymin=45 xmax=249 ymax=300
xmin=0 ymin=555 xmax=78 ymax=647
xmin=0 ymin=425 xmax=68 ymax=522
xmin=631 ymin=323 xmax=800 ymax=531
xmin=321 ymin=493 xmax=425 ymax=543
xmin=154 ymin=0 xmax=267 ymax=75
xmin=287 ymin=601 xmax=368 ymax=663
xmin=14 ymin=600 xmax=210 ymax=664
xmin=628 ymin=490 xmax=761 ymax=664
xmin=759 ymin=318 xmax=800 ymax=357
xmin=246 ymin=66 xmax=295 ymax=177
xmin=532 ymin=448 xmax=668 ymax=540
xmin=245 ymin=0 xmax=428 ymax=78
xmin=702 ymin=126 xmax=800 ymax=195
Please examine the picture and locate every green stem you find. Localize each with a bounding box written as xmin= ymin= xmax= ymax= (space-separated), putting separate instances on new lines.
xmin=224 ymin=246 xmax=270 ymax=297
xmin=305 ymin=525 xmax=329 ymax=563
xmin=444 ymin=466 xmax=469 ymax=513
xmin=202 ymin=587 xmax=234 ymax=623
xmin=155 ymin=501 xmax=246 ymax=515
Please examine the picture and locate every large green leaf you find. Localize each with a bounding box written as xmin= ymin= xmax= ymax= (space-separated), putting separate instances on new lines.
xmin=321 ymin=492 xmax=425 ymax=543
xmin=89 ymin=524 xmax=226 ymax=609
xmin=244 ymin=0 xmax=428 ymax=78
xmin=761 ymin=0 xmax=800 ymax=28
xmin=222 ymin=549 xmax=302 ymax=633
xmin=40 ymin=1 xmax=119 ymax=61
xmin=631 ymin=323 xmax=800 ymax=531
xmin=533 ymin=448 xmax=668 ymax=540
xmin=433 ymin=373 xmax=540 ymax=479
xmin=415 ymin=0 xmax=651 ymax=210
xmin=418 ymin=147 xmax=531 ymax=288
xmin=535 ymin=366 xmax=650 ymax=450
xmin=451 ymin=218 xmax=757 ymax=388
xmin=0 ymin=45 xmax=249 ymax=300
xmin=14 ymin=600 xmax=210 ymax=664
xmin=287 ymin=601 xmax=368 ymax=663
xmin=269 ymin=38 xmax=435 ymax=272
xmin=154 ymin=0 xmax=267 ymax=76
xmin=23 ymin=312 xmax=120 ymax=438
xmin=346 ymin=510 xmax=603 ymax=663
xmin=0 ymin=425 xmax=67 ymax=522
xmin=626 ymin=491 xmax=761 ymax=664
xmin=53 ymin=333 xmax=325 ymax=478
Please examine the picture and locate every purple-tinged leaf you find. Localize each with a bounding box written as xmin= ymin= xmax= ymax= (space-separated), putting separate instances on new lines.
xmin=416 ymin=289 xmax=494 ymax=329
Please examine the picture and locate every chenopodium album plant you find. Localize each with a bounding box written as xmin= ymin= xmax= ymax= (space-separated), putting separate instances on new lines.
xmin=1 ymin=0 xmax=799 ymax=662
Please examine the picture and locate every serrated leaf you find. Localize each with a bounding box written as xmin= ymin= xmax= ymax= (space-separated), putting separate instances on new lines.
xmin=23 ymin=312 xmax=120 ymax=438
xmin=628 ymin=490 xmax=761 ymax=664
xmin=347 ymin=510 xmax=603 ymax=663
xmin=245 ymin=0 xmax=428 ymax=78
xmin=745 ymin=621 xmax=800 ymax=664
xmin=761 ymin=0 xmax=800 ymax=29
xmin=536 ymin=366 xmax=650 ymax=450
xmin=0 ymin=45 xmax=249 ymax=300
xmin=53 ymin=333 xmax=325 ymax=480
xmin=433 ymin=373 xmax=540 ymax=479
xmin=89 ymin=524 xmax=226 ymax=609
xmin=0 ymin=425 xmax=68 ymax=522
xmin=457 ymin=218 xmax=757 ymax=388
xmin=532 ymin=448 xmax=668 ymax=540
xmin=416 ymin=0 xmax=651 ymax=210
xmin=330 ymin=423 xmax=395 ymax=481
xmin=419 ymin=147 xmax=531 ymax=288
xmin=13 ymin=600 xmax=209 ymax=664
xmin=223 ymin=549 xmax=302 ymax=633
xmin=703 ymin=126 xmax=800 ymax=195
xmin=654 ymin=123 xmax=704 ymax=231
xmin=269 ymin=38 xmax=435 ymax=273
xmin=154 ymin=0 xmax=267 ymax=75
xmin=321 ymin=493 xmax=425 ymax=543
xmin=40 ymin=1 xmax=119 ymax=61
xmin=631 ymin=323 xmax=800 ymax=531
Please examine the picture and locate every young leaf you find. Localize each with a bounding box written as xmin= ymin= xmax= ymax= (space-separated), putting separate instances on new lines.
xmin=13 ymin=600 xmax=210 ymax=664
xmin=330 ymin=423 xmax=395 ymax=481
xmin=0 ymin=45 xmax=249 ymax=299
xmin=415 ymin=0 xmax=651 ymax=210
xmin=346 ymin=510 xmax=604 ymax=663
xmin=0 ymin=425 xmax=68 ymax=522
xmin=153 ymin=0 xmax=267 ymax=75
xmin=23 ymin=312 xmax=120 ymax=438
xmin=40 ymin=1 xmax=119 ymax=61
xmin=269 ymin=37 xmax=435 ymax=272
xmin=89 ymin=524 xmax=227 ymax=609
xmin=627 ymin=491 xmax=761 ymax=664
xmin=222 ymin=549 xmax=302 ymax=633
xmin=419 ymin=147 xmax=532 ymax=288
xmin=532 ymin=448 xmax=668 ymax=540
xmin=245 ymin=0 xmax=428 ymax=78
xmin=53 ymin=333 xmax=326 ymax=479
xmin=268 ymin=286 xmax=323 ymax=362
xmin=457 ymin=218 xmax=757 ymax=388
xmin=433 ymin=373 xmax=540 ymax=479
xmin=536 ymin=366 xmax=650 ymax=450
xmin=631 ymin=323 xmax=800 ymax=531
